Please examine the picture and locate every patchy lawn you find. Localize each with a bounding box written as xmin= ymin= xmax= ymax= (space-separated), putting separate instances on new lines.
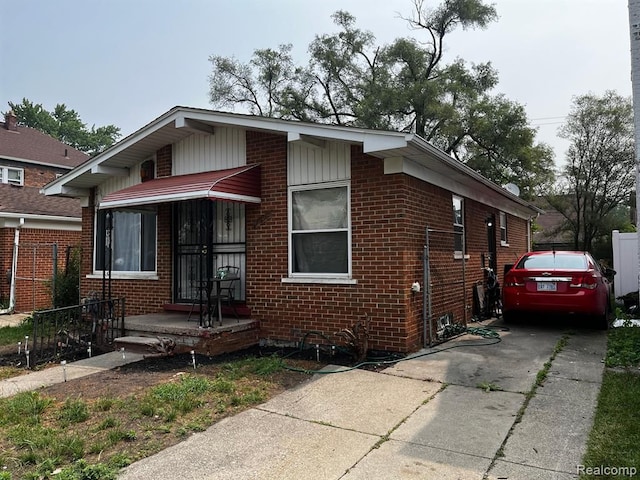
xmin=580 ymin=325 xmax=640 ymax=479
xmin=0 ymin=349 xmax=324 ymax=479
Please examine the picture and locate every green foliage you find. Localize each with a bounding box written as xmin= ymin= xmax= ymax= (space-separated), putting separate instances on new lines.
xmin=551 ymin=91 xmax=635 ymax=252
xmin=51 ymin=246 xmax=81 ymax=308
xmin=605 ymin=326 xmax=640 ymax=368
xmin=6 ymin=99 xmax=120 ymax=156
xmin=53 ymin=460 xmax=118 ymax=480
xmin=208 ymin=1 xmax=554 ymax=195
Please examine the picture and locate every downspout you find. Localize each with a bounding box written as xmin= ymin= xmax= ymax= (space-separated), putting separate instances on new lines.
xmin=0 ymin=218 xmax=24 ymax=314
xmin=423 ymin=228 xmax=431 ymax=347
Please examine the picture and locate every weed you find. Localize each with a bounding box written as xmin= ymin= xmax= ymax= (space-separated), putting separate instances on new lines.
xmin=95 ymin=417 xmax=118 ymax=431
xmin=54 ymin=459 xmax=118 ymax=480
xmin=57 ymin=398 xmax=89 ymax=425
xmin=107 ymin=452 xmax=131 ymax=469
xmin=477 ymin=381 xmax=504 ymax=392
xmin=51 ymin=434 xmax=85 ymax=462
xmin=211 ymin=377 xmax=235 ymax=394
xmin=94 ymin=397 xmax=114 ymax=412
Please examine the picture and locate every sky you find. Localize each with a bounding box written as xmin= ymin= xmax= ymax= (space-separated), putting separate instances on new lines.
xmin=0 ymin=0 xmax=633 ymax=168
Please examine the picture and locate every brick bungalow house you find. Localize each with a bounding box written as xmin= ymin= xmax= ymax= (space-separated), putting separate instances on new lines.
xmin=0 ymin=111 xmax=88 ymax=313
xmin=42 ymin=107 xmax=540 ymax=353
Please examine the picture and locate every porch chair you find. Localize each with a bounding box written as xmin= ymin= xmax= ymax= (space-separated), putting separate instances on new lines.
xmin=210 ymin=265 xmax=240 ymax=322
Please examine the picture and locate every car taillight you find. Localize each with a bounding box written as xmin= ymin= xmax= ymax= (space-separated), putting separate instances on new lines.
xmin=569 ymin=274 xmax=598 ymax=290
xmin=504 ymin=275 xmax=524 ymax=287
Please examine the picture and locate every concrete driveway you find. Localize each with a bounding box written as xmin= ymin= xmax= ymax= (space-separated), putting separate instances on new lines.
xmin=119 ymin=318 xmax=607 ymax=480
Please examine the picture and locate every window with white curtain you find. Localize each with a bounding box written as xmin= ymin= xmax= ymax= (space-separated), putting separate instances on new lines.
xmin=289 ymin=183 xmax=350 ymax=276
xmin=95 ymin=209 xmax=157 ymax=272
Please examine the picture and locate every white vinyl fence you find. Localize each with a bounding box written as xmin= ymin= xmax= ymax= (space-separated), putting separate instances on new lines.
xmin=612 ymin=230 xmax=639 ymax=298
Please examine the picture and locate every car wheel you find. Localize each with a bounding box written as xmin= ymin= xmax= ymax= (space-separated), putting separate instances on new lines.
xmin=593 ymin=303 xmax=610 ymax=330
xmin=593 ymin=314 xmax=609 ymax=330
xmin=503 ymin=310 xmax=515 ymax=324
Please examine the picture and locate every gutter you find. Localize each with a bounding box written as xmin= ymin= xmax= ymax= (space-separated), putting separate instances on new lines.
xmin=407 ymin=134 xmax=544 ymax=216
xmin=0 ymin=218 xmax=24 ymax=315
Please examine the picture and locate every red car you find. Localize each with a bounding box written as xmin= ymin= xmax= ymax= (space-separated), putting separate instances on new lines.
xmin=502 ymin=251 xmax=612 ymax=328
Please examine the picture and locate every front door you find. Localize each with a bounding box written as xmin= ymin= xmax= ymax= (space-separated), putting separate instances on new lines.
xmin=173 ymin=199 xmax=246 ymax=304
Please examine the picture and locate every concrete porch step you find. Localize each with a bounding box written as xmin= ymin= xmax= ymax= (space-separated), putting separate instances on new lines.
xmin=113 ymin=336 xmax=177 ymax=358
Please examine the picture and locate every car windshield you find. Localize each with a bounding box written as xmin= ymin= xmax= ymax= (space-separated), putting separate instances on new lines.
xmin=519 ymin=253 xmax=587 ymax=270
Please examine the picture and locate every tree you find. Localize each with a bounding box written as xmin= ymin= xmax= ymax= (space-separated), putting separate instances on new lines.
xmin=6 ymin=99 xmax=121 ymax=156
xmin=548 ymin=91 xmax=635 ymax=252
xmin=208 ymin=0 xmax=554 ymax=198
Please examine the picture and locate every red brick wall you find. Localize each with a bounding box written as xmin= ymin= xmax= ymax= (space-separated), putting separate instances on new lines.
xmin=23 ymin=165 xmax=68 ymax=188
xmin=76 ymin=136 xmax=532 ymax=353
xmin=0 ymin=227 xmax=81 ymax=312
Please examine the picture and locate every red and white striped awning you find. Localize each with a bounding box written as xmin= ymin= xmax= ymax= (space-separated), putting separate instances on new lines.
xmin=99 ymin=164 xmax=261 ymax=209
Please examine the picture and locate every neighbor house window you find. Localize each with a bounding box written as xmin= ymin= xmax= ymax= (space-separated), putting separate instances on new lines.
xmin=289 ymin=183 xmax=350 ymax=276
xmin=453 ymin=195 xmax=464 ymax=256
xmin=500 ymin=211 xmax=508 ymax=245
xmin=0 ymin=166 xmax=24 ymax=186
xmin=95 ymin=209 xmax=157 ymax=272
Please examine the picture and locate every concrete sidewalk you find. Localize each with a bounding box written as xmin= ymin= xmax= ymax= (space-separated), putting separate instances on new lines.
xmin=115 ymin=321 xmax=606 ymax=480
xmin=0 ymin=350 xmax=145 ymax=398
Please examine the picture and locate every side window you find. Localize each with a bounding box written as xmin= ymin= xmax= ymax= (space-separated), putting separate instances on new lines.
xmin=0 ymin=166 xmax=24 ymax=186
xmin=452 ymin=195 xmax=464 ymax=256
xmin=289 ymin=183 xmax=350 ymax=276
xmin=500 ymin=211 xmax=508 ymax=245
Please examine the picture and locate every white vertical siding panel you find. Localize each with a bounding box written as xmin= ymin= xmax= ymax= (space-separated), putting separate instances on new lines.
xmin=173 ymin=127 xmax=246 ymax=175
xmin=97 ymin=160 xmax=148 ymax=200
xmin=288 ymin=141 xmax=351 ymax=186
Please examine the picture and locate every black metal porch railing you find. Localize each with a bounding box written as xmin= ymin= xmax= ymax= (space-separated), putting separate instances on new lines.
xmin=29 ymin=297 xmax=125 ymax=368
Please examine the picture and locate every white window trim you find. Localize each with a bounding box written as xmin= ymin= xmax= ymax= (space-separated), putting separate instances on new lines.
xmin=452 ymin=195 xmax=465 ymax=256
xmin=87 ymin=272 xmax=159 ymax=281
xmin=500 ymin=211 xmax=509 ymax=247
xmin=287 ymin=180 xmax=352 ymax=281
xmin=0 ymin=166 xmax=24 ymax=186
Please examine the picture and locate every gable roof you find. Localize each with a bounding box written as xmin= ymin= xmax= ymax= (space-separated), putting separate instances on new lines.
xmin=0 ymin=184 xmax=81 ymax=218
xmin=0 ymin=121 xmax=89 ymax=169
xmin=42 ymin=106 xmax=542 ymax=220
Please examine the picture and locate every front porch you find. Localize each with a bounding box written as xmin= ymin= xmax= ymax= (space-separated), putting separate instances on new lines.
xmin=116 ymin=312 xmax=260 ymax=357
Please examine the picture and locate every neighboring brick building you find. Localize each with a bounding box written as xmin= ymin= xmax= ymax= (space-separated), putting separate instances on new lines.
xmin=43 ymin=107 xmax=540 ymax=352
xmin=0 ymin=111 xmax=87 ymax=312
